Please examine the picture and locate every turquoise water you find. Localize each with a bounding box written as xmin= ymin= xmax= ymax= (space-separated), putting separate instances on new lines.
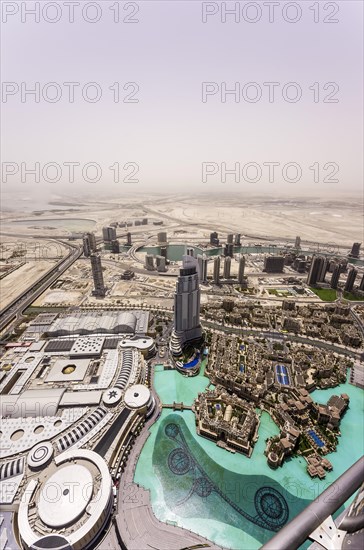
xmin=153 ymin=360 xmax=212 ymax=406
xmin=134 ymin=366 xmax=364 ymax=549
xmin=309 ymin=379 xmax=364 ymax=482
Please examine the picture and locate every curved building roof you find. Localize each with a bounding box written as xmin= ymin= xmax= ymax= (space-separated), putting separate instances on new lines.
xmin=18 ymin=449 xmax=112 ymax=550
xmin=119 ymin=336 xmax=154 ymax=351
xmin=38 ymin=465 xmax=93 ymax=528
xmin=124 ymin=384 xmax=151 ymax=410
xmin=27 ymin=442 xmax=54 ymax=470
xmin=46 ymin=311 xmax=149 ymax=337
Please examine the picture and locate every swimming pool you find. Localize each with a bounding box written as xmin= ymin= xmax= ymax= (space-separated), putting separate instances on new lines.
xmin=275 ymin=364 xmax=289 ymax=385
xmin=308 ymin=429 xmax=325 ymax=448
xmin=182 ymin=353 xmax=200 ymax=369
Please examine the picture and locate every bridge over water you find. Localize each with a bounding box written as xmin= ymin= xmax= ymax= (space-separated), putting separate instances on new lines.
xmin=162 ymin=402 xmax=192 ymax=411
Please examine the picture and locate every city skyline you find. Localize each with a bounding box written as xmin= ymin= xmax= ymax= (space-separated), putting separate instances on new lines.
xmin=1 ymin=195 xmax=364 ymax=550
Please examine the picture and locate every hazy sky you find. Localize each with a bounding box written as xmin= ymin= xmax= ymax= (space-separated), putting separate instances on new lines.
xmin=1 ymin=0 xmax=363 ymax=198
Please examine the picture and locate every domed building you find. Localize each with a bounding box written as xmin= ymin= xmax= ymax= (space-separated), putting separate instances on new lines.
xmin=124 ymin=384 xmax=155 ymax=418
xmin=18 ymin=449 xmax=112 ymax=550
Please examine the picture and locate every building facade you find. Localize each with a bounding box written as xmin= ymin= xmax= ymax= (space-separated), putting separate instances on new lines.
xmin=82 ymin=232 xmax=97 ymax=257
xmin=197 ymin=254 xmax=208 ymax=283
xmin=224 ymin=256 xmax=231 ymax=279
xmin=238 ymin=255 xmax=246 ymax=284
xmin=330 ymin=264 xmax=341 ymax=289
xmin=213 ymin=256 xmax=221 ymax=284
xmin=210 ymin=232 xmax=219 ymax=246
xmin=264 ymin=256 xmax=285 ymax=273
xmin=345 ymin=268 xmax=358 ymax=292
xmin=307 ymin=256 xmax=325 ymax=286
xmin=349 ymin=242 xmax=361 ymax=258
xmin=102 ymin=226 xmax=116 ymax=243
xmin=156 ymin=255 xmax=167 ymax=272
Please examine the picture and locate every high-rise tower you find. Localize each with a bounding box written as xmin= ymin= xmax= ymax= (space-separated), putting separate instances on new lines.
xmin=170 ymin=255 xmax=202 ymax=356
xmin=345 ymin=268 xmax=358 ymax=292
xmin=349 ymin=242 xmax=361 ymax=258
xmin=307 ymin=256 xmax=325 ymax=286
xmin=102 ymin=226 xmax=116 ymax=243
xmin=158 ymin=232 xmax=168 ymax=245
xmin=145 ymin=254 xmax=155 ymax=271
xmin=359 ymin=273 xmax=364 ymax=291
xmin=238 ymin=255 xmax=246 ymax=284
xmin=330 ymin=264 xmax=341 ymax=289
xmin=210 ymin=232 xmax=219 ymax=246
xmin=197 ymin=254 xmax=208 ymax=283
xmin=213 ymin=256 xmax=221 ymax=284
xmin=83 ymin=232 xmax=96 ymax=257
xmin=317 ymin=258 xmax=329 ymax=283
xmin=224 ymin=256 xmax=231 ymax=279
xmin=156 ymin=255 xmax=167 ymax=272
xmin=90 ymin=254 xmax=106 ymax=297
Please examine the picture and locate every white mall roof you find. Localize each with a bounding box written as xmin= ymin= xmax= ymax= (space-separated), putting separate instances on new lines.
xmin=60 ymin=390 xmax=102 ymax=406
xmin=1 ymin=388 xmax=65 ymax=418
xmin=45 ymin=358 xmax=90 ymax=382
xmin=70 ymin=336 xmax=105 ymax=357
xmin=28 ymin=341 xmax=46 ymax=352
xmin=38 ymin=465 xmax=93 ymax=528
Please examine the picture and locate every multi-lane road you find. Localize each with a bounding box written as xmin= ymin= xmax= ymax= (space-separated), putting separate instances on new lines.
xmin=0 ymin=243 xmax=82 ymax=334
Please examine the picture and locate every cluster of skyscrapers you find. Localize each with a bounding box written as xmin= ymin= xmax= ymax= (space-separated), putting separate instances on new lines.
xmin=170 ymin=248 xmax=247 ymax=357
xmin=307 ymin=255 xmax=364 ymax=292
xmin=101 ymin=225 xmax=132 ymax=252
xmin=83 ymin=227 xmax=363 ymax=305
xmin=213 ymin=254 xmax=245 ymax=285
xmin=210 ymin=231 xmax=241 ymax=251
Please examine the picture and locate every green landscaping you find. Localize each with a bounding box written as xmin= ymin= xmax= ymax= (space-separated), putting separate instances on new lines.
xmin=267 ymin=289 xmax=290 ymax=297
xmin=343 ymin=291 xmax=364 ymax=301
xmin=23 ymin=306 xmax=67 ymax=314
xmin=310 ymin=288 xmax=337 ymax=302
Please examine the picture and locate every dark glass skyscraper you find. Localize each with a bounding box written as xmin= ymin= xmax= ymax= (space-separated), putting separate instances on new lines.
xmin=90 ymin=254 xmax=106 ymax=297
xmin=170 ymin=255 xmax=202 ymax=355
